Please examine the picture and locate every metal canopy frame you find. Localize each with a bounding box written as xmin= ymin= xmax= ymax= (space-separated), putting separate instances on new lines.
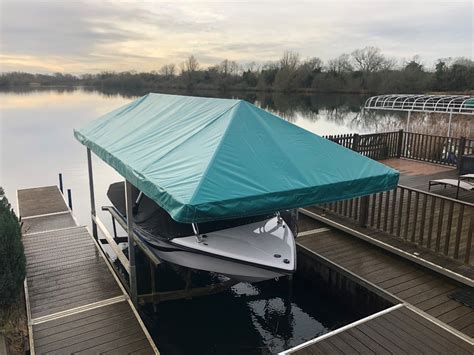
xmin=364 ymin=94 xmax=474 ymax=137
xmin=364 ymin=94 xmax=474 ymax=115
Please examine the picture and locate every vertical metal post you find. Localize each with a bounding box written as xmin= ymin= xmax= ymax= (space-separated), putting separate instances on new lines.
xmin=447 ymin=110 xmax=453 ymax=138
xmin=111 ymin=216 xmax=118 ymax=239
xmin=125 ymin=180 xmax=138 ymax=306
xmin=150 ymin=262 xmax=157 ymax=312
xmin=87 ymin=148 xmax=98 ymax=240
xmin=406 ymin=110 xmax=411 ymax=132
xmin=67 ymin=189 xmax=73 ymax=210
xmin=58 ymin=173 xmax=63 ymax=193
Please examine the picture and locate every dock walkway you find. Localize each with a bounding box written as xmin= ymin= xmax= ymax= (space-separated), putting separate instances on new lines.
xmin=285 ymin=211 xmax=474 ymax=353
xmin=18 ymin=186 xmax=157 ymax=355
xmin=285 ymin=304 xmax=472 ymax=355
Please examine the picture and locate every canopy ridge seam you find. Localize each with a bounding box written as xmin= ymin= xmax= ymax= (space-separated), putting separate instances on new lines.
xmin=187 ymin=100 xmax=243 ymax=204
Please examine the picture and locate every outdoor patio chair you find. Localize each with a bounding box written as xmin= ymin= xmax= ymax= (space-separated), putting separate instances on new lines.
xmin=429 ymin=173 xmax=474 ymax=198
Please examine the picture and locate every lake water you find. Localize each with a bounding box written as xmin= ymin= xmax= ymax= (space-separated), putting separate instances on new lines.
xmin=0 ymin=87 xmax=418 ymax=354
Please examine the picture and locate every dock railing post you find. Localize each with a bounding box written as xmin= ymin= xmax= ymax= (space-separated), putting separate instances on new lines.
xmin=397 ymin=129 xmax=404 ymax=158
xmin=58 ymin=173 xmax=63 ymax=193
xmin=67 ymin=189 xmax=73 ymax=210
xmin=125 ymin=180 xmax=138 ymax=306
xmin=457 ymin=136 xmax=466 ymax=171
xmin=359 ymin=195 xmax=370 ymax=227
xmin=87 ymin=148 xmax=98 ymax=240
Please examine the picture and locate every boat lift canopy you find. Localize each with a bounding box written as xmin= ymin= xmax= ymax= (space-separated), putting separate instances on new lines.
xmin=75 ymin=93 xmax=399 ymax=223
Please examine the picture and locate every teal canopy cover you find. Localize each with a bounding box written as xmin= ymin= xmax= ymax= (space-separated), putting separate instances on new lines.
xmin=74 ymin=94 xmax=399 ymax=223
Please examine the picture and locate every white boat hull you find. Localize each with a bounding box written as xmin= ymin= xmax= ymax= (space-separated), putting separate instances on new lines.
xmin=140 ymin=216 xmax=296 ymax=283
xmin=151 ymin=242 xmax=286 ymax=282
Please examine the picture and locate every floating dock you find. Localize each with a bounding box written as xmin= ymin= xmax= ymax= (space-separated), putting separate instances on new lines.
xmin=18 ymin=186 xmax=158 ymax=354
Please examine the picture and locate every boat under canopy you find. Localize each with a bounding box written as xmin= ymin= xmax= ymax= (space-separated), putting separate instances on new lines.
xmin=74 ymin=93 xmax=399 ymax=224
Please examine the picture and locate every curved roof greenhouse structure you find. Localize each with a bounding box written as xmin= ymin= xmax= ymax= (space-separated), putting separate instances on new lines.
xmin=365 ymin=95 xmax=474 ymax=115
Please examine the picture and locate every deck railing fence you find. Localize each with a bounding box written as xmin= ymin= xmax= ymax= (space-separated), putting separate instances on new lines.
xmin=320 ymin=186 xmax=473 ymax=264
xmin=321 ymin=130 xmax=474 ymax=264
xmin=324 ymin=130 xmax=474 ymax=167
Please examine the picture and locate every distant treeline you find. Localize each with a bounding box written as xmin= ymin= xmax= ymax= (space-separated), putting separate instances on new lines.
xmin=1 ymin=47 xmax=473 ymax=94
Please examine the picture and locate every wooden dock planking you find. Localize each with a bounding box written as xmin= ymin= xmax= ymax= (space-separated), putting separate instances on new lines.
xmin=18 ymin=185 xmax=157 ymax=354
xmin=296 ymin=218 xmax=474 ymax=339
xmin=18 ymin=186 xmax=70 ymax=217
xmin=21 ymin=213 xmax=76 ymax=235
xmin=286 ymin=305 xmax=473 ymax=355
xmin=33 ymin=302 xmax=151 ymax=354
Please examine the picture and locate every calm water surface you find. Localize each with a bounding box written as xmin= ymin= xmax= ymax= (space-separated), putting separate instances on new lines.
xmin=1 ymin=88 xmax=402 ymax=354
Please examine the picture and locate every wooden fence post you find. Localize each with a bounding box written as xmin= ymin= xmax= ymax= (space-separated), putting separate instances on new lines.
xmin=397 ymin=129 xmax=404 ymax=158
xmin=457 ymin=136 xmax=466 ymax=170
xmin=359 ymin=195 xmax=370 ymax=227
xmin=353 ymin=134 xmax=360 ymax=152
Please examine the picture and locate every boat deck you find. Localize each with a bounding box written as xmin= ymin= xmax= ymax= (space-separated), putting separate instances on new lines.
xmin=18 ymin=186 xmax=157 ymax=354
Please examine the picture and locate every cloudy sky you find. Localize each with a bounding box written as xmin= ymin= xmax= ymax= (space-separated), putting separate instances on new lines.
xmin=0 ymin=0 xmax=472 ymax=74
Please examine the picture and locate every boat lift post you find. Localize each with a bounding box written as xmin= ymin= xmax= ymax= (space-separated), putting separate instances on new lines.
xmin=86 ymin=147 xmax=138 ymax=304
xmin=125 ymin=180 xmax=138 ymax=306
xmin=87 ymin=148 xmax=98 ymax=240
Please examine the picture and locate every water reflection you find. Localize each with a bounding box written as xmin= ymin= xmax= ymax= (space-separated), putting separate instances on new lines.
xmin=142 ymin=273 xmax=358 ymax=354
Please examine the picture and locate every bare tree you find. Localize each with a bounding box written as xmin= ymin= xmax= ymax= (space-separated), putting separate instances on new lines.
xmin=279 ymin=51 xmax=300 ymax=70
xmin=182 ymin=55 xmax=199 ymax=74
xmin=274 ymin=51 xmax=301 ymax=92
xmin=304 ymin=57 xmax=324 ymax=72
xmin=244 ymin=61 xmax=259 ymax=73
xmin=159 ymin=64 xmax=176 ymax=77
xmin=181 ymin=55 xmax=200 ymax=90
xmin=452 ymin=57 xmax=474 ymax=67
xmin=327 ymin=54 xmax=353 ymax=74
xmin=218 ymin=59 xmax=239 ymax=76
xmin=351 ymin=47 xmax=387 ymax=73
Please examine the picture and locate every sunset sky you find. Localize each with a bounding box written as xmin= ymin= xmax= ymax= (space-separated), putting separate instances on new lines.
xmin=0 ymin=0 xmax=472 ymax=74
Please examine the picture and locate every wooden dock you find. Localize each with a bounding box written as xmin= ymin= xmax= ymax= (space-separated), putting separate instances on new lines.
xmin=283 ymin=304 xmax=473 ymax=354
xmin=18 ymin=186 xmax=158 ymax=354
xmin=282 ymin=212 xmax=474 ymax=353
